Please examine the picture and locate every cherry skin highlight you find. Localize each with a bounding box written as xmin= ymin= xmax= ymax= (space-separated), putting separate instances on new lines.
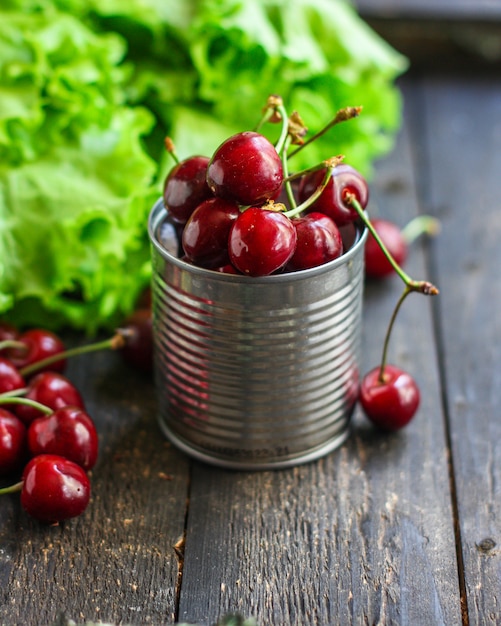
xmin=228 ymin=207 xmax=297 ymax=276
xmin=20 ymin=454 xmax=91 ymax=524
xmin=182 ymin=197 xmax=240 ymax=268
xmin=0 ymin=357 xmax=26 ymax=395
xmin=360 ymin=364 xmax=420 ymax=431
xmin=163 ymin=155 xmax=212 ymax=225
xmin=299 ymin=164 xmax=369 ymax=226
xmin=287 ymin=212 xmax=343 ymax=271
xmin=14 ymin=371 xmax=85 ymax=425
xmin=207 ymin=131 xmax=283 ymax=206
xmin=0 ymin=409 xmax=27 ymax=476
xmin=27 ymin=406 xmax=99 ymax=471
xmin=365 ymin=218 xmax=408 ymax=279
xmin=0 ymin=322 xmax=19 ymax=343
xmin=7 ymin=328 xmax=66 ymax=374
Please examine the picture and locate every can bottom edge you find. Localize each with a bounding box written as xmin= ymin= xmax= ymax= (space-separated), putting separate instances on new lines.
xmin=157 ymin=418 xmax=352 ymax=471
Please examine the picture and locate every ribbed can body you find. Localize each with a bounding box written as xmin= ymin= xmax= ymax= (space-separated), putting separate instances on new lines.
xmin=148 ymin=199 xmax=366 ymax=469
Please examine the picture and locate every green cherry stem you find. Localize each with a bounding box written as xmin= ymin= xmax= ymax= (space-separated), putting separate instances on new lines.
xmin=0 ymin=387 xmax=28 ymax=399
xmin=377 ymin=285 xmax=412 ymax=382
xmin=0 ymin=340 xmax=26 ymax=352
xmin=19 ymin=333 xmax=128 ymax=378
xmin=0 ymin=396 xmax=52 ymax=415
xmin=401 ymin=214 xmax=441 ymax=245
xmin=347 ymin=195 xmax=439 ymax=296
xmin=283 ymin=158 xmax=345 ymax=219
xmin=281 ymin=137 xmax=297 ymax=210
xmin=273 ymin=102 xmax=290 ymax=157
xmin=0 ymin=481 xmax=23 ymax=495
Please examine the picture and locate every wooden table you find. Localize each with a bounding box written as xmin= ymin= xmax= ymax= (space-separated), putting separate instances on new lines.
xmin=1 ymin=64 xmax=500 ymax=626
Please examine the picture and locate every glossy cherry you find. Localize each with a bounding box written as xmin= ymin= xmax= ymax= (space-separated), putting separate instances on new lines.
xmin=299 ymin=164 xmax=369 ymax=226
xmin=119 ymin=308 xmax=154 ymax=373
xmin=20 ymin=454 xmax=91 ymax=524
xmin=0 ymin=357 xmax=26 ymax=395
xmin=207 ymin=131 xmax=283 ymax=206
xmin=182 ymin=197 xmax=240 ymax=268
xmin=287 ymin=212 xmax=343 ymax=271
xmin=14 ymin=371 xmax=85 ymax=425
xmin=359 ymin=364 xmax=420 ymax=431
xmin=163 ymin=155 xmax=212 ymax=224
xmin=365 ymin=219 xmax=408 ymax=279
xmin=0 ymin=322 xmax=19 ymax=343
xmin=228 ymin=207 xmax=297 ymax=276
xmin=27 ymin=406 xmax=99 ymax=471
xmin=7 ymin=328 xmax=66 ymax=374
xmin=0 ymin=409 xmax=27 ymax=476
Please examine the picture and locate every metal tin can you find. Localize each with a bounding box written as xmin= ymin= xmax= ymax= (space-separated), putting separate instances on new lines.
xmin=148 ymin=198 xmax=367 ymax=470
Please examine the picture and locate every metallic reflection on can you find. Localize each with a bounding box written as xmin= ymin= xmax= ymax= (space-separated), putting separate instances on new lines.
xmin=148 ymin=198 xmax=366 ymax=469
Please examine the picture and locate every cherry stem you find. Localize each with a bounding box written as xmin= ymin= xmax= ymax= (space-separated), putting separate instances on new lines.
xmin=0 ymin=340 xmax=27 ymax=352
xmin=0 ymin=481 xmax=23 ymax=495
xmin=19 ymin=333 xmax=127 ymax=378
xmin=164 ymin=137 xmax=180 ymax=165
xmin=0 ymin=396 xmax=52 ymax=415
xmin=281 ymin=137 xmax=297 ymax=210
xmin=0 ymin=387 xmax=28 ymax=398
xmin=283 ymin=158 xmax=345 ymax=219
xmin=378 ymin=285 xmax=412 ymax=382
xmin=401 ymin=215 xmax=441 ymax=245
xmin=347 ymin=195 xmax=439 ymax=296
xmin=288 ymin=106 xmax=363 ymax=158
xmin=274 ymin=102 xmax=291 ymax=156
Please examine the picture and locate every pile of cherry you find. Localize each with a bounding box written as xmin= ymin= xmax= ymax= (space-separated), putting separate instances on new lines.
xmin=0 ymin=308 xmax=152 ymax=525
xmin=0 ymin=96 xmax=439 ymax=525
xmin=162 ymin=96 xmax=439 ymax=431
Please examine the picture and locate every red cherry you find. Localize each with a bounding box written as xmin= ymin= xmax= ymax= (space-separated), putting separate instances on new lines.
xmin=181 ymin=197 xmax=240 ymax=268
xmin=20 ymin=454 xmax=90 ymax=524
xmin=119 ymin=308 xmax=154 ymax=373
xmin=0 ymin=409 xmax=27 ymax=476
xmin=207 ymin=131 xmax=283 ymax=206
xmin=365 ymin=218 xmax=408 ymax=279
xmin=27 ymin=406 xmax=98 ymax=471
xmin=0 ymin=357 xmax=26 ymax=395
xmin=163 ymin=155 xmax=212 ymax=224
xmin=14 ymin=372 xmax=85 ymax=426
xmin=228 ymin=207 xmax=297 ymax=276
xmin=0 ymin=322 xmax=19 ymax=343
xmin=299 ymin=164 xmax=369 ymax=226
xmin=7 ymin=329 xmax=66 ymax=374
xmin=359 ymin=364 xmax=420 ymax=431
xmin=215 ymin=263 xmax=241 ymax=275
xmin=287 ymin=212 xmax=343 ymax=271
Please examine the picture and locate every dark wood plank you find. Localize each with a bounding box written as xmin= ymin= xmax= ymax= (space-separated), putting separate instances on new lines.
xmin=353 ymin=1 xmax=501 ymax=72
xmin=355 ymin=0 xmax=501 ymax=20
xmin=0 ymin=345 xmax=191 ymax=625
xmin=411 ymin=73 xmax=501 ymax=626
xmin=177 ymin=95 xmax=462 ymax=626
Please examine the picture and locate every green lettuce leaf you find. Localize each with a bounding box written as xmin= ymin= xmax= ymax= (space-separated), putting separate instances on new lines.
xmin=0 ymin=0 xmax=407 ymax=332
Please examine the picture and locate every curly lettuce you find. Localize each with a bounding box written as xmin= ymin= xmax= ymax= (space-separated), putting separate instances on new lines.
xmin=0 ymin=0 xmax=407 ymax=332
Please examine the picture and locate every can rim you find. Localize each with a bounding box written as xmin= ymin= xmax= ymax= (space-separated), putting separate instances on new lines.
xmin=148 ymin=197 xmax=367 ymax=284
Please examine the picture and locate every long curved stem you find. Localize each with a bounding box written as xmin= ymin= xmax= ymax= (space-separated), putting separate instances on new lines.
xmin=0 ymin=396 xmax=52 ymax=415
xmin=378 ymin=286 xmax=412 ymax=382
xmin=0 ymin=481 xmax=23 ymax=495
xmin=19 ymin=333 xmax=126 ymax=378
xmin=348 ymin=196 xmax=439 ymax=296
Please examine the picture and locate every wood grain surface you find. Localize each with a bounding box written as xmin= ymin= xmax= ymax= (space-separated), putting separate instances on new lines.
xmin=1 ymin=73 xmax=500 ymax=626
